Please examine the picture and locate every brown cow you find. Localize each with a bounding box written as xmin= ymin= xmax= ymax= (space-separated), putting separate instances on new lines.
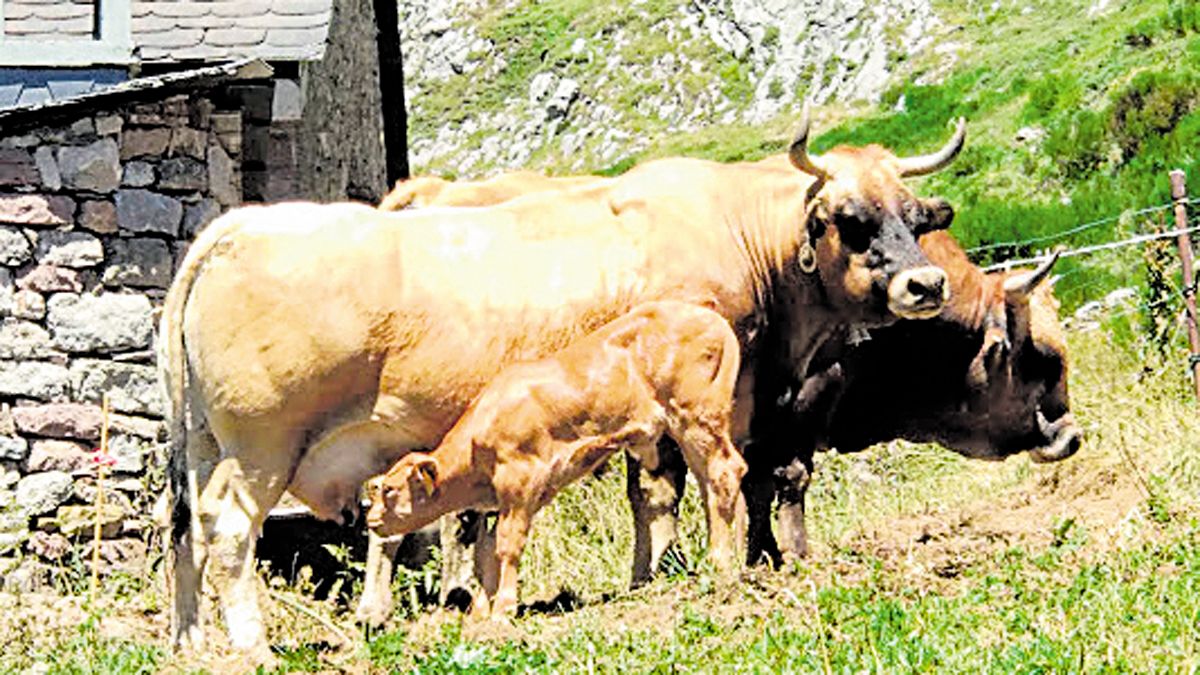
xmin=740 ymin=231 xmax=1080 ymax=564
xmin=382 ymin=167 xmax=1082 ymax=595
xmin=366 ymin=301 xmax=747 ymax=616
xmin=378 ymin=172 xmax=604 ymax=210
xmin=159 ymin=107 xmax=961 ymax=652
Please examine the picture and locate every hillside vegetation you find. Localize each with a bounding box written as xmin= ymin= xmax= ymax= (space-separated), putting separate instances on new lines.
xmin=402 ymin=0 xmax=1200 ymax=311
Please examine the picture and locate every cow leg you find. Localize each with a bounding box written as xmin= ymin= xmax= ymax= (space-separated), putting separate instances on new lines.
xmin=486 ymin=508 xmax=532 ymax=618
xmin=741 ymin=442 xmax=783 ymax=568
xmin=168 ymin=426 xmax=220 ymax=650
xmin=469 ymin=513 xmax=499 ymax=617
xmin=774 ymin=455 xmax=814 ymax=561
xmin=626 ymin=437 xmax=686 ymax=586
xmin=440 ymin=510 xmax=487 ymax=611
xmin=196 ymin=425 xmax=297 ymax=655
xmin=356 ymin=532 xmax=405 ymax=626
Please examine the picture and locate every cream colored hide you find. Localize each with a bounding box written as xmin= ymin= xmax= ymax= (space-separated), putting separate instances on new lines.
xmin=366 ymin=301 xmax=747 ymax=617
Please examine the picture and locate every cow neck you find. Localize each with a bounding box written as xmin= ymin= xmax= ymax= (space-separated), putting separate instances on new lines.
xmin=920 ymin=231 xmax=994 ymax=331
xmin=428 ymin=433 xmax=498 ymax=513
xmin=721 ymin=167 xmax=814 ymax=322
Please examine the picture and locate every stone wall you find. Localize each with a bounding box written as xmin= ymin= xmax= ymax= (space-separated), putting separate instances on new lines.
xmin=0 ymin=90 xmax=244 ymax=589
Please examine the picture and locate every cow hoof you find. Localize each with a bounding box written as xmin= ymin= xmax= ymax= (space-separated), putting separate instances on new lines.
xmin=354 ymin=596 xmax=394 ymax=628
xmin=172 ymin=624 xmax=206 ymax=653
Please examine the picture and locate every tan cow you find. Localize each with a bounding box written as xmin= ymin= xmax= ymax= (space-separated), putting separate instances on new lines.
xmin=378 ymin=171 xmax=605 ymax=210
xmin=159 ymin=108 xmax=963 ymax=653
xmin=366 ymin=300 xmax=747 ymax=616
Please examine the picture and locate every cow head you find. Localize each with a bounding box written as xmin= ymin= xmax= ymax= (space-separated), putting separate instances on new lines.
xmin=787 ymin=105 xmax=962 ymax=324
xmin=365 ymin=452 xmax=442 ymax=536
xmin=813 ymin=235 xmax=1082 ymax=463
xmin=960 ymin=252 xmax=1082 ymax=462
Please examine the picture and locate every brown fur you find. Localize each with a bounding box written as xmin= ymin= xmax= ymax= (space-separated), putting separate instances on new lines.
xmin=366 ymin=301 xmax=747 ymax=616
xmin=378 ymin=172 xmax=604 ymax=210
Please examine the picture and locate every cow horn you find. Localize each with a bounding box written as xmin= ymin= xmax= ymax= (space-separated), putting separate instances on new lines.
xmin=788 ymin=102 xmax=830 ymax=179
xmin=1003 ymin=247 xmax=1063 ymax=299
xmin=896 ymin=117 xmax=967 ymax=177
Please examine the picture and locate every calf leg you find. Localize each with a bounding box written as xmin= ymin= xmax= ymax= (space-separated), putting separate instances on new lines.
xmin=626 ymin=438 xmax=686 ymax=585
xmin=486 ymin=508 xmax=532 ymax=617
xmin=672 ymin=425 xmax=747 ymax=575
xmin=774 ymin=455 xmax=813 ymax=561
xmin=355 ymin=532 xmax=405 ymax=626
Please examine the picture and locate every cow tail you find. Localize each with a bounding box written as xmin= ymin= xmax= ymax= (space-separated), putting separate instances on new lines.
xmin=158 ymin=210 xmax=248 ymax=546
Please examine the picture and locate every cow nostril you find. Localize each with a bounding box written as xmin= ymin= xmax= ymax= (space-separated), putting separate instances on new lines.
xmin=908 ymin=274 xmax=944 ymax=300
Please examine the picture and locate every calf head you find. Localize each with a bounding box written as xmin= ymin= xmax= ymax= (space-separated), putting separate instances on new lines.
xmin=814 ymin=237 xmax=1081 ymax=463
xmin=787 ymin=106 xmax=962 ymax=325
xmin=365 ymin=453 xmax=442 ymax=536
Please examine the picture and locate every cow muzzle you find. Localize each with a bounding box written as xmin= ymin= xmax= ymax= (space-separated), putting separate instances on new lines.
xmin=887 ymin=265 xmax=949 ymax=319
xmin=1029 ymin=411 xmax=1083 ymax=463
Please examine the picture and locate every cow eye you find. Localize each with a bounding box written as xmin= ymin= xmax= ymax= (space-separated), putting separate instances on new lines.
xmin=834 ymin=212 xmax=874 ymax=252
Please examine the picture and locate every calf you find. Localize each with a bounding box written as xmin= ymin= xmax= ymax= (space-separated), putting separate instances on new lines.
xmin=365 ymin=301 xmax=748 ymax=616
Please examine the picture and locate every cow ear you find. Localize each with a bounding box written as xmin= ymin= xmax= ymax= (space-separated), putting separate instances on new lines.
xmin=410 ymin=456 xmax=439 ymax=497
xmin=922 ymin=198 xmax=954 ymax=234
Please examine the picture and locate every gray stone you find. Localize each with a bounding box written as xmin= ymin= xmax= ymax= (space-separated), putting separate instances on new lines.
xmin=102 ymin=238 xmax=172 ymax=289
xmin=71 ymin=359 xmax=165 ymax=417
xmin=272 ymin=79 xmax=304 ymax=121
xmin=11 ymin=290 xmax=44 ymax=320
xmin=208 ymin=144 xmax=239 ymax=207
xmin=84 ymin=538 xmax=147 ymax=575
xmin=109 ymin=413 xmax=165 ymax=440
xmin=0 ymin=149 xmax=37 ymax=187
xmin=15 ymin=471 xmax=73 ymax=515
xmin=56 ymin=504 xmax=124 ymax=538
xmin=79 ymin=200 xmax=118 ymax=234
xmin=33 ymin=147 xmax=61 ymax=191
xmin=95 ymin=115 xmax=123 ymax=136
xmin=108 ymin=434 xmax=152 ymax=473
xmin=0 ymin=319 xmax=55 ymax=359
xmin=183 ymin=198 xmax=222 ymax=238
xmin=12 ymin=403 xmax=102 ymax=440
xmin=0 ymin=403 xmax=13 ymax=435
xmin=546 ymin=78 xmax=580 ymax=120
xmin=57 ymin=139 xmax=120 ymax=193
xmin=157 ymin=157 xmax=208 ymax=192
xmin=0 ymin=269 xmax=11 ymax=317
xmin=169 ymin=127 xmax=208 ymax=159
xmin=2 ymin=559 xmax=49 ymax=592
xmin=0 ymin=227 xmax=32 ymax=266
xmin=115 ymin=189 xmax=183 ymax=236
xmin=47 ymin=293 xmax=154 ymax=353
xmin=120 ymin=127 xmax=170 ymax=160
xmin=0 ymin=194 xmax=74 ymax=227
xmin=27 ymin=531 xmax=70 ymax=561
xmin=25 ymin=440 xmax=92 ymax=474
xmin=34 ymin=230 xmax=104 ymax=268
xmin=121 ymin=161 xmax=155 ymax=188
xmin=0 ymin=532 xmax=28 ymax=558
xmin=0 ymin=361 xmax=70 ymax=400
xmin=0 ymin=436 xmax=28 ymax=462
xmin=16 ymin=265 xmax=82 ymax=293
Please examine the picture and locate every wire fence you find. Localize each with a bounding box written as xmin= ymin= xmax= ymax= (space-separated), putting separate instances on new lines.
xmin=967 ymin=196 xmax=1200 ymax=264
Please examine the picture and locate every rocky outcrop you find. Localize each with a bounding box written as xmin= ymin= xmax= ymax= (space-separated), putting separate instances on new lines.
xmin=401 ymin=0 xmax=939 ymax=176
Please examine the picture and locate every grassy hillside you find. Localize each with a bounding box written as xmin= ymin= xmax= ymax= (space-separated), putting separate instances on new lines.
xmin=405 ymin=0 xmax=1200 ymax=313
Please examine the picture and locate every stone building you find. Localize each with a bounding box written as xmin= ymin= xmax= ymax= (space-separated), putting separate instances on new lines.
xmin=0 ymin=0 xmax=405 ymax=588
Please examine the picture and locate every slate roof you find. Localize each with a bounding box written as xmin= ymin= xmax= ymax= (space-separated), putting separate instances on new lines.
xmin=0 ymin=59 xmax=274 ymax=128
xmin=3 ymin=0 xmax=334 ymax=63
